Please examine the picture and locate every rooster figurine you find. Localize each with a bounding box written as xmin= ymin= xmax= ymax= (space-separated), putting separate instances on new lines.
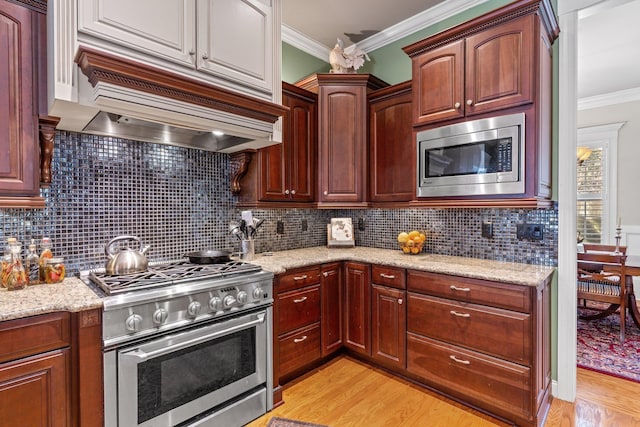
xmin=329 ymin=38 xmax=369 ymax=73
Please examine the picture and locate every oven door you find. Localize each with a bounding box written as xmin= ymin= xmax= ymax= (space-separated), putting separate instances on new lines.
xmin=115 ymin=310 xmax=268 ymax=427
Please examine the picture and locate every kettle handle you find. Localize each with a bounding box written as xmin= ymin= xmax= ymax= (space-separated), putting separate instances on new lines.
xmin=105 ymin=235 xmax=144 ymax=257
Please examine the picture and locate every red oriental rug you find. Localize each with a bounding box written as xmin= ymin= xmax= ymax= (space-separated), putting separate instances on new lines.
xmin=577 ymin=307 xmax=640 ymax=382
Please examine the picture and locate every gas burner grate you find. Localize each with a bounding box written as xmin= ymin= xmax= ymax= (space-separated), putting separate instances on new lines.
xmin=89 ymin=260 xmax=262 ymax=295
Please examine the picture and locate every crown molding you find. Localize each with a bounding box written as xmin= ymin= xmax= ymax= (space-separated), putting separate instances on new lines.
xmin=282 ymin=0 xmax=488 ymax=61
xmin=356 ymin=0 xmax=488 ymax=52
xmin=282 ymin=24 xmax=331 ymax=62
xmin=578 ymin=86 xmax=640 ymax=110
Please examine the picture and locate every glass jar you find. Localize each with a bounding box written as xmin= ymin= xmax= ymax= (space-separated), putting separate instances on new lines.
xmin=39 ymin=237 xmax=53 ymax=283
xmin=0 ymin=238 xmax=12 ymax=288
xmin=25 ymin=239 xmax=40 ymax=285
xmin=6 ymin=239 xmax=27 ymax=291
xmin=43 ymin=257 xmax=66 ymax=284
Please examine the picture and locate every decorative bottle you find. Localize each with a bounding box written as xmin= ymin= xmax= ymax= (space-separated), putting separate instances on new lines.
xmin=25 ymin=239 xmax=40 ymax=285
xmin=6 ymin=239 xmax=27 ymax=291
xmin=39 ymin=237 xmax=53 ymax=283
xmin=1 ymin=238 xmax=13 ymax=288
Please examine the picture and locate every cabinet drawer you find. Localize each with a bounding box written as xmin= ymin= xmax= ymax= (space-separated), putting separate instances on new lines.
xmin=371 ymin=265 xmax=405 ymax=289
xmin=278 ymin=266 xmax=321 ymax=293
xmin=407 ymin=333 xmax=531 ymax=420
xmin=407 ymin=270 xmax=530 ymax=312
xmin=278 ymin=285 xmax=321 ymax=335
xmin=0 ymin=312 xmax=70 ymax=363
xmin=278 ymin=323 xmax=321 ymax=377
xmin=407 ymin=293 xmax=530 ymax=365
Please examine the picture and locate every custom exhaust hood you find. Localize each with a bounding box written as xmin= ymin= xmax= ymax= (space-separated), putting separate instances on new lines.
xmin=49 ymin=47 xmax=288 ymax=154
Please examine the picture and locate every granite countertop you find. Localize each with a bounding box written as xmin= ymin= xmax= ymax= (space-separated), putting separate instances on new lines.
xmin=0 ymin=246 xmax=555 ymax=323
xmin=0 ymin=277 xmax=103 ymax=322
xmin=248 ymin=246 xmax=555 ymax=287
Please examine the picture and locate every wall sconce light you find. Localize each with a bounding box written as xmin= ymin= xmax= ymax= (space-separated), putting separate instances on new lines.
xmin=577 ymin=146 xmax=592 ymax=165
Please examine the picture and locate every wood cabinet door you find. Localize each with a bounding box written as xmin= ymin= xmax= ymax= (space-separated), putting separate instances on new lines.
xmin=371 ymin=285 xmax=406 ymax=369
xmin=77 ymin=0 xmax=196 ymax=67
xmin=369 ymin=83 xmax=414 ymax=202
xmin=258 ymin=134 xmax=287 ymax=201
xmin=321 ymin=262 xmax=343 ymax=356
xmin=0 ymin=349 xmax=70 ymax=427
xmin=343 ymin=262 xmax=371 ymax=355
xmin=411 ymin=40 xmax=464 ymax=126
xmin=0 ymin=1 xmax=38 ymax=197
xmin=318 ymin=85 xmax=367 ymax=203
xmin=465 ymin=14 xmax=534 ymax=116
xmin=197 ymin=0 xmax=273 ymax=94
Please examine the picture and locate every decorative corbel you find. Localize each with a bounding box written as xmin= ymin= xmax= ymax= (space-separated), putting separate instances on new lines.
xmin=39 ymin=116 xmax=60 ymax=187
xmin=229 ymin=150 xmax=255 ymax=195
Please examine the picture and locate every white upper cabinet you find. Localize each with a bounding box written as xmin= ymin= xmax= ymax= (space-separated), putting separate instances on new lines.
xmin=77 ymin=0 xmax=277 ymax=100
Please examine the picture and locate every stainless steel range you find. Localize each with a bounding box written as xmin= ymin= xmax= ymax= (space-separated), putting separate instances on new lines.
xmin=81 ymin=259 xmax=274 ymax=427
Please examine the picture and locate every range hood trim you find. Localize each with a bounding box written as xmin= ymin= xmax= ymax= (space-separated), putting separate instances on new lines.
xmin=75 ymin=46 xmax=288 ymax=125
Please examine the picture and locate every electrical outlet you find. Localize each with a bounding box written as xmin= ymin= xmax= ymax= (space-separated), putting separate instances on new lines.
xmin=301 ymin=219 xmax=308 ymax=231
xmin=516 ymin=223 xmax=544 ymax=241
xmin=276 ymin=220 xmax=284 ymax=235
xmin=358 ymin=217 xmax=365 ymax=231
xmin=481 ymin=222 xmax=493 ymax=238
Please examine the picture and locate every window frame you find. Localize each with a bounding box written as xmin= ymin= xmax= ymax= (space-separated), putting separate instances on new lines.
xmin=576 ymin=122 xmax=623 ymax=244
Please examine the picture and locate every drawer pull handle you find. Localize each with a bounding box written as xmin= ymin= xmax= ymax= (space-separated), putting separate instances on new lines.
xmin=380 ymin=273 xmax=396 ymax=279
xmin=293 ymin=296 xmax=308 ymax=303
xmin=450 ymin=285 xmax=470 ymax=292
xmin=294 ymin=275 xmax=308 ymax=281
xmin=294 ymin=335 xmax=308 ymax=343
xmin=449 ymin=310 xmax=470 ymax=318
xmin=449 ymin=355 xmax=471 ymax=365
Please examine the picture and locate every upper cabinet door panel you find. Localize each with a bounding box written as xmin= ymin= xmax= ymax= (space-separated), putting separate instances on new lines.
xmin=197 ymin=0 xmax=273 ymax=94
xmin=465 ymin=14 xmax=534 ymax=116
xmin=413 ymin=40 xmax=464 ymax=125
xmin=0 ymin=2 xmax=37 ymax=196
xmin=289 ymin=101 xmax=315 ymax=201
xmin=78 ymin=0 xmax=196 ymax=67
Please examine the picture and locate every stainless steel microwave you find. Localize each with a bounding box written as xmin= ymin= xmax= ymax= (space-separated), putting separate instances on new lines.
xmin=416 ymin=113 xmax=525 ymax=197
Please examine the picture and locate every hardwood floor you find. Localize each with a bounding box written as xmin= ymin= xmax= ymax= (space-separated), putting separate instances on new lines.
xmin=246 ymin=356 xmax=640 ymax=427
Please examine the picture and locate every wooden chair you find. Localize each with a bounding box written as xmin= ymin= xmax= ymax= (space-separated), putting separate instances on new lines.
xmin=577 ymin=244 xmax=628 ymax=342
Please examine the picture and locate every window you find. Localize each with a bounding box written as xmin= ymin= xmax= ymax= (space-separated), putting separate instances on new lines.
xmin=576 ymin=123 xmax=623 ymax=244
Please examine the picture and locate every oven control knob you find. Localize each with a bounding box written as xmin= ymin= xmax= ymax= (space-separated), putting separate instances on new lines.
xmin=223 ymin=295 xmax=236 ymax=308
xmin=209 ymin=297 xmax=222 ymax=311
xmin=125 ymin=314 xmax=143 ymax=332
xmin=236 ymin=291 xmax=248 ymax=304
xmin=187 ymin=301 xmax=202 ymax=317
xmin=152 ymin=308 xmax=168 ymax=325
xmin=253 ymin=288 xmax=264 ymax=300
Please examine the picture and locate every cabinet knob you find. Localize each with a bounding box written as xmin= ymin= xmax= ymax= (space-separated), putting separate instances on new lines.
xmin=202 ymin=53 xmax=209 ymax=60
xmin=323 ymin=191 xmax=328 ymax=195
xmin=398 ymin=298 xmax=403 ymax=305
xmin=454 ymin=102 xmax=461 ymax=109
xmin=284 ymin=189 xmax=290 ymax=195
xmin=188 ymin=49 xmax=196 ymax=56
xmin=466 ymin=99 xmax=473 ymax=106
xmin=323 ymin=271 xmax=329 ymax=277
xmin=291 ymin=189 xmax=296 ymax=195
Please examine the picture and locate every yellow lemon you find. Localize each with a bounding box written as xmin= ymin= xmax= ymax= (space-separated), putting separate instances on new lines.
xmin=397 ymin=232 xmax=409 ymax=243
xmin=408 ymin=230 xmax=420 ymax=240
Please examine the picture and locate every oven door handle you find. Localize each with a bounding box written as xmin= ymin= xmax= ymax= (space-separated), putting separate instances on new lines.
xmin=121 ymin=312 xmax=266 ymax=361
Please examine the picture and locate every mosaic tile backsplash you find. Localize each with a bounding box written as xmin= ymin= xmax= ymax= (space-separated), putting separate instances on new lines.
xmin=0 ymin=132 xmax=557 ymax=273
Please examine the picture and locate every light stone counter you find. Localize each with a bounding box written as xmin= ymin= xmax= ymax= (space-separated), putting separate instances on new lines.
xmin=248 ymin=246 xmax=555 ymax=287
xmin=0 ymin=277 xmax=103 ymax=322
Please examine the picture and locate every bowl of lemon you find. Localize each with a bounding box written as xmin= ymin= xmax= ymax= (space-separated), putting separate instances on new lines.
xmin=397 ymin=230 xmax=426 ymax=254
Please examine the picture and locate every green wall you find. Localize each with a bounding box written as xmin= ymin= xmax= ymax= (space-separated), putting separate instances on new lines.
xmin=282 ymin=43 xmax=329 ymax=84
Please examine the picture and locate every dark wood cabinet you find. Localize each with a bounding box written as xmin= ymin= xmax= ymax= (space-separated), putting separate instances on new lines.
xmin=406 ymin=270 xmax=551 ymax=427
xmin=403 ymin=0 xmax=559 ymax=206
xmin=371 ymin=265 xmax=406 ymax=369
xmin=368 ymin=82 xmax=414 ymax=204
xmin=321 ymin=262 xmax=343 ymax=356
xmin=258 ymin=82 xmax=316 ymax=203
xmin=343 ymin=262 xmax=371 ymax=355
xmin=0 ymin=312 xmax=71 ymax=426
xmin=0 ymin=0 xmax=49 ymax=208
xmin=296 ymin=74 xmax=387 ymax=207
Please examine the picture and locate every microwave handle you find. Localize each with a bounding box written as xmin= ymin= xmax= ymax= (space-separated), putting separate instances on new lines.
xmin=121 ymin=313 xmax=265 ymax=362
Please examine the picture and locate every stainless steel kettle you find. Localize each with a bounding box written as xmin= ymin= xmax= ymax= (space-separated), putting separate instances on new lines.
xmin=104 ymin=235 xmax=150 ymax=275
